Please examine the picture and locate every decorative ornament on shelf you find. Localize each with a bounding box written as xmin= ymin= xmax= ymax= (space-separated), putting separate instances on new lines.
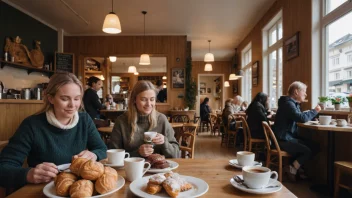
xmin=139 ymin=11 xmax=150 ymax=65
xmin=102 ymin=0 xmax=122 ymax=34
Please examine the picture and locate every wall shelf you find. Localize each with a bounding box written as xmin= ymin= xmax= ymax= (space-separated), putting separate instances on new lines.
xmin=85 ymin=70 xmax=102 ymax=74
xmin=0 ymin=59 xmax=54 ymax=77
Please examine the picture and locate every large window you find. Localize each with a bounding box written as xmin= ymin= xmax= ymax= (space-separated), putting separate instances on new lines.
xmin=241 ymin=43 xmax=252 ymax=102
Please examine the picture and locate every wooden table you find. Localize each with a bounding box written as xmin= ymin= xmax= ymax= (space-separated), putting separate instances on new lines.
xmin=297 ymin=122 xmax=352 ymax=193
xmin=7 ymin=159 xmax=296 ymax=198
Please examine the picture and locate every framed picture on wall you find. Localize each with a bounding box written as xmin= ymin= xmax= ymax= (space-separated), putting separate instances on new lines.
xmin=207 ymin=88 xmax=211 ymax=93
xmin=252 ymin=61 xmax=259 ymax=77
xmin=172 ymin=68 xmax=185 ymax=88
xmin=252 ymin=77 xmax=258 ymax=87
xmin=200 ymin=88 xmax=206 ymax=95
xmin=200 ymin=82 xmax=206 ymax=88
xmin=285 ymin=31 xmax=300 ymax=60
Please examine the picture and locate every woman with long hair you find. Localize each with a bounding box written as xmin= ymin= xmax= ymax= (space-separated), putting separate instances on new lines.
xmin=0 ymin=72 xmax=107 ymax=189
xmin=110 ymin=80 xmax=179 ymax=158
xmin=83 ymin=76 xmax=103 ymax=119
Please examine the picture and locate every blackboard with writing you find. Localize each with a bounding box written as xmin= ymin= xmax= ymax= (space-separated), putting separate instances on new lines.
xmin=55 ymin=52 xmax=74 ymax=73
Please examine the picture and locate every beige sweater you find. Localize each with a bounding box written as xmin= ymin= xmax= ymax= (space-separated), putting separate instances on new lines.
xmin=109 ymin=112 xmax=180 ymax=158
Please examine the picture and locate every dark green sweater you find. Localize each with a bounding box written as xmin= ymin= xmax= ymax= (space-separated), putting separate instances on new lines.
xmin=0 ymin=112 xmax=107 ymax=188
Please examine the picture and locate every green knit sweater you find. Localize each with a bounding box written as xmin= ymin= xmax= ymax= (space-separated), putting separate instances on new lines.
xmin=110 ymin=112 xmax=180 ymax=158
xmin=0 ymin=112 xmax=107 ymax=188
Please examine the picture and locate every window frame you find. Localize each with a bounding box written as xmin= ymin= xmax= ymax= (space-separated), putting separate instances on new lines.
xmin=241 ymin=42 xmax=252 ymax=102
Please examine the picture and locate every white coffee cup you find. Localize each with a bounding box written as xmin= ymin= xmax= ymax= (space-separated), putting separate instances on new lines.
xmin=107 ymin=149 xmax=130 ymax=165
xmin=242 ymin=166 xmax=278 ymax=189
xmin=237 ymin=151 xmax=255 ymax=166
xmin=124 ymin=157 xmax=151 ymax=182
xmin=144 ymin=132 xmax=158 ymax=143
xmin=319 ymin=115 xmax=331 ymax=125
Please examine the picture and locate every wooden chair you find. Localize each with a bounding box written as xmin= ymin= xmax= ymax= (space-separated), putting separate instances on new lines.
xmin=171 ymin=115 xmax=190 ymax=123
xmin=334 ymin=161 xmax=352 ymax=198
xmin=225 ymin=114 xmax=238 ymax=147
xmin=179 ymin=123 xmax=198 ymax=159
xmin=209 ymin=113 xmax=220 ymax=136
xmin=262 ymin=121 xmax=291 ymax=182
xmin=239 ymin=116 xmax=266 ymax=153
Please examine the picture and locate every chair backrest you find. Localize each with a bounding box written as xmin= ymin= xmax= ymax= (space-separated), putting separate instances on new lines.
xmin=227 ymin=114 xmax=237 ymax=132
xmin=180 ymin=132 xmax=196 ymax=159
xmin=262 ymin=122 xmax=281 ymax=152
xmin=172 ymin=115 xmax=190 ymax=123
xmin=182 ymin=123 xmax=198 ymax=135
xmin=238 ymin=116 xmax=251 ymax=140
xmin=209 ymin=113 xmax=218 ymax=128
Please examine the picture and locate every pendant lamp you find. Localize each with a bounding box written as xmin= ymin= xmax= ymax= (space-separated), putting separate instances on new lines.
xmin=204 ymin=40 xmax=214 ymax=62
xmin=102 ymin=0 xmax=121 ymax=34
xmin=224 ymin=81 xmax=230 ymax=87
xmin=139 ymin=11 xmax=150 ymax=65
xmin=109 ymin=56 xmax=117 ymax=62
xmin=204 ymin=63 xmax=213 ymax=71
xmin=162 ymin=76 xmax=167 ymax=80
xmin=134 ymin=72 xmax=139 ymax=75
xmin=128 ymin=66 xmax=137 ymax=73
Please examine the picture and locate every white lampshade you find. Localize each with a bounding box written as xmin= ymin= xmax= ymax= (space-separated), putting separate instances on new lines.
xmin=163 ymin=84 xmax=167 ymax=88
xmin=109 ymin=56 xmax=117 ymax=62
xmin=102 ymin=12 xmax=122 ymax=34
xmin=224 ymin=81 xmax=230 ymax=87
xmin=229 ymin=73 xmax=239 ymax=80
xmin=204 ymin=63 xmax=213 ymax=71
xmin=128 ymin=66 xmax=137 ymax=73
xmin=134 ymin=72 xmax=139 ymax=75
xmin=204 ymin=53 xmax=214 ymax=62
xmin=162 ymin=76 xmax=167 ymax=80
xmin=139 ymin=54 xmax=150 ymax=65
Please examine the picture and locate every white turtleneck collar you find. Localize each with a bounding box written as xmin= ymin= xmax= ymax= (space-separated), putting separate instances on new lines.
xmin=46 ymin=109 xmax=79 ymax=130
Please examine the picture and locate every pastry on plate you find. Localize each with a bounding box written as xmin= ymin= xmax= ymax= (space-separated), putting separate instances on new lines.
xmin=70 ymin=157 xmax=88 ymax=176
xmin=95 ymin=174 xmax=117 ymax=194
xmin=146 ymin=174 xmax=166 ymax=195
xmin=147 ymin=154 xmax=170 ymax=169
xmin=69 ymin=179 xmax=94 ymax=198
xmin=54 ymin=172 xmax=78 ymax=196
xmin=104 ymin=166 xmax=118 ymax=181
xmin=164 ymin=172 xmax=193 ymax=192
xmin=80 ymin=160 xmax=104 ymax=180
xmin=162 ymin=177 xmax=180 ymax=198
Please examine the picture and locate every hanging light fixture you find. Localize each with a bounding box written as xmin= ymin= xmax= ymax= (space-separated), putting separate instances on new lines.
xmin=109 ymin=56 xmax=117 ymax=62
xmin=139 ymin=11 xmax=150 ymax=65
xmin=204 ymin=40 xmax=214 ymax=62
xmin=162 ymin=76 xmax=167 ymax=80
xmin=128 ymin=66 xmax=137 ymax=73
xmin=134 ymin=72 xmax=139 ymax=75
xmin=224 ymin=81 xmax=230 ymax=87
xmin=102 ymin=0 xmax=122 ymax=34
xmin=204 ymin=63 xmax=213 ymax=71
xmin=229 ymin=74 xmax=239 ymax=80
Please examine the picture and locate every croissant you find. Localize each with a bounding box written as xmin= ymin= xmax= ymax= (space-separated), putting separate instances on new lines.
xmin=104 ymin=166 xmax=118 ymax=181
xmin=80 ymin=160 xmax=104 ymax=180
xmin=146 ymin=174 xmax=166 ymax=195
xmin=69 ymin=179 xmax=94 ymax=198
xmin=162 ymin=178 xmax=180 ymax=198
xmin=70 ymin=157 xmax=88 ymax=176
xmin=95 ymin=174 xmax=117 ymax=194
xmin=166 ymin=172 xmax=193 ymax=192
xmin=55 ymin=172 xmax=78 ymax=196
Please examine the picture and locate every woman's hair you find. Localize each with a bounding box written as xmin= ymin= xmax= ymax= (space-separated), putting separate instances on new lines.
xmin=225 ymin=98 xmax=233 ymax=106
xmin=128 ymin=80 xmax=158 ymax=141
xmin=246 ymin=92 xmax=268 ymax=113
xmin=288 ymin=81 xmax=307 ymax=96
xmin=202 ymin=97 xmax=209 ymax=104
xmin=87 ymin=76 xmax=101 ymax=87
xmin=37 ymin=72 xmax=84 ymax=114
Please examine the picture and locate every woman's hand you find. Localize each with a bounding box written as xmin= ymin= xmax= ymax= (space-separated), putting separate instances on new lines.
xmin=26 ymin=162 xmax=58 ymax=184
xmin=73 ymin=150 xmax=97 ymax=161
xmin=138 ymin=144 xmax=154 ymax=157
xmin=152 ymin=133 xmax=165 ymax=145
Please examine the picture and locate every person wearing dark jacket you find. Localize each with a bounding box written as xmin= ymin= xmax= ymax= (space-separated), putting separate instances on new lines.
xmin=200 ymin=97 xmax=211 ymax=122
xmin=245 ymin=92 xmax=270 ymax=139
xmin=274 ymin=81 xmax=321 ymax=180
xmin=83 ymin=76 xmax=103 ymax=119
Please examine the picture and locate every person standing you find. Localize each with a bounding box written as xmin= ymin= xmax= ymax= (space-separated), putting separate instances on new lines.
xmin=83 ymin=76 xmax=103 ymax=119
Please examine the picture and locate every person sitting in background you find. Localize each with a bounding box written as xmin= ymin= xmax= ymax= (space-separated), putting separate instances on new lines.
xmin=83 ymin=76 xmax=103 ymax=119
xmin=200 ymin=97 xmax=211 ymax=122
xmin=105 ymin=94 xmax=116 ymax=109
xmin=0 ymin=72 xmax=107 ymax=189
xmin=233 ymin=95 xmax=244 ymax=112
xmin=241 ymin=101 xmax=249 ymax=111
xmin=110 ymin=80 xmax=179 ymax=158
xmin=222 ymin=98 xmax=236 ymax=130
xmin=274 ymin=81 xmax=321 ymax=181
xmin=246 ymin=92 xmax=271 ymax=139
xmin=155 ymin=79 xmax=167 ymax=103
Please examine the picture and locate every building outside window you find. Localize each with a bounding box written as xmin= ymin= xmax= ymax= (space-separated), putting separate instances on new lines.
xmin=241 ymin=43 xmax=252 ymax=102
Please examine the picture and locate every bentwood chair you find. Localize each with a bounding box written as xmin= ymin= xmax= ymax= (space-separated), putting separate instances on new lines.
xmin=262 ymin=122 xmax=291 ymax=182
xmin=179 ymin=123 xmax=198 ymax=159
xmin=334 ymin=161 xmax=352 ymax=198
xmin=239 ymin=116 xmax=266 ymax=154
xmin=210 ymin=113 xmax=220 ymax=136
xmin=171 ymin=115 xmax=190 ymax=123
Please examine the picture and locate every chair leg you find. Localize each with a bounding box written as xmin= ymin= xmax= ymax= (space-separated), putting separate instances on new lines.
xmin=278 ymin=155 xmax=283 ymax=182
xmin=334 ymin=166 xmax=340 ymax=198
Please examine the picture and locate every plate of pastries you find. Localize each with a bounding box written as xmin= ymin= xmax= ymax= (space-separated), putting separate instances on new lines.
xmin=145 ymin=154 xmax=179 ymax=173
xmin=129 ymin=171 xmax=209 ymax=198
xmin=43 ymin=157 xmax=125 ymax=198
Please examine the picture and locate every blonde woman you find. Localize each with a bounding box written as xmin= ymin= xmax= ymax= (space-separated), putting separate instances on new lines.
xmin=110 ymin=80 xmax=179 ymax=158
xmin=0 ymin=72 xmax=107 ymax=188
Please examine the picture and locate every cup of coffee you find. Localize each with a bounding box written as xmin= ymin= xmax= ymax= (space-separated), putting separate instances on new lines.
xmin=237 ymin=151 xmax=255 ymax=166
xmin=319 ymin=115 xmax=331 ymax=125
xmin=107 ymin=149 xmax=130 ymax=165
xmin=242 ymin=166 xmax=278 ymax=189
xmin=124 ymin=157 xmax=151 ymax=182
xmin=144 ymin=132 xmax=157 ymax=144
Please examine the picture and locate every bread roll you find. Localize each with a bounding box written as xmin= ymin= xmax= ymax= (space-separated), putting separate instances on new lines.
xmin=95 ymin=174 xmax=117 ymax=194
xmin=80 ymin=160 xmax=104 ymax=180
xmin=70 ymin=157 xmax=88 ymax=176
xmin=69 ymin=179 xmax=94 ymax=198
xmin=55 ymin=172 xmax=78 ymax=196
xmin=104 ymin=166 xmax=118 ymax=181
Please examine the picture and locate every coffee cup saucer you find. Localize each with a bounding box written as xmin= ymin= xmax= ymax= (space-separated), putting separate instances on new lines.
xmin=230 ymin=175 xmax=282 ymax=194
xmin=102 ymin=162 xmax=124 ymax=169
xmin=229 ymin=159 xmax=262 ymax=169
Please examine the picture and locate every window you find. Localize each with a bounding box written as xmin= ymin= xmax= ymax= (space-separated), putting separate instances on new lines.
xmin=347 ymin=54 xmax=352 ymax=63
xmin=263 ymin=11 xmax=283 ymax=109
xmin=326 ymin=0 xmax=348 ymax=14
xmin=241 ymin=43 xmax=252 ymax=102
xmin=335 ymin=72 xmax=340 ymax=80
xmin=347 ymin=70 xmax=352 ymax=78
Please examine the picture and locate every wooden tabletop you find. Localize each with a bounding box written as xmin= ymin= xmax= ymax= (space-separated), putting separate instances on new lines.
xmin=7 ymin=159 xmax=296 ymax=198
xmin=97 ymin=126 xmax=113 ymax=133
xmin=170 ymin=123 xmax=183 ymax=128
xmin=319 ymin=110 xmax=351 ymax=116
xmin=100 ymin=109 xmax=127 ymax=113
xmin=297 ymin=122 xmax=352 ymax=133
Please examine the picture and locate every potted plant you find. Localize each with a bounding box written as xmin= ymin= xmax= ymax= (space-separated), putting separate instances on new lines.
xmin=318 ymin=96 xmax=329 ymax=110
xmin=330 ymin=96 xmax=347 ymax=110
xmin=346 ymin=94 xmax=352 ymax=110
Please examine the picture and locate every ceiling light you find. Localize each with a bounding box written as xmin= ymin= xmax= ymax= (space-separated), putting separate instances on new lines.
xmin=134 ymin=72 xmax=139 ymax=75
xmin=204 ymin=40 xmax=214 ymax=62
xmin=139 ymin=11 xmax=150 ymax=65
xmin=109 ymin=56 xmax=117 ymax=62
xmin=102 ymin=0 xmax=121 ymax=34
xmin=128 ymin=66 xmax=137 ymax=73
xmin=162 ymin=76 xmax=167 ymax=80
xmin=163 ymin=84 xmax=167 ymax=88
xmin=224 ymin=81 xmax=230 ymax=87
xmin=204 ymin=63 xmax=213 ymax=71
xmin=229 ymin=74 xmax=239 ymax=80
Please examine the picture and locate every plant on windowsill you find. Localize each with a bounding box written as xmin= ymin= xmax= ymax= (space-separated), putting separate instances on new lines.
xmin=318 ymin=96 xmax=329 ymax=110
xmin=330 ymin=96 xmax=347 ymax=110
xmin=346 ymin=94 xmax=352 ymax=110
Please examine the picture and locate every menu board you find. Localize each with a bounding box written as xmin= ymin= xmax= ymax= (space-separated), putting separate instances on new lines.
xmin=54 ymin=52 xmax=75 ymax=73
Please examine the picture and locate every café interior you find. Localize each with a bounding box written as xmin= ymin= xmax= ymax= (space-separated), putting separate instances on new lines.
xmin=1 ymin=0 xmax=352 ymax=197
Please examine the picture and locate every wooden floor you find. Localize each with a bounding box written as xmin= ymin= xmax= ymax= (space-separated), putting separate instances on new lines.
xmin=194 ymin=131 xmax=335 ymax=198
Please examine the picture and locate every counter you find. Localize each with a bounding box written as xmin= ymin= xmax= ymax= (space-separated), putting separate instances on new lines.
xmin=0 ymin=99 xmax=43 ymax=104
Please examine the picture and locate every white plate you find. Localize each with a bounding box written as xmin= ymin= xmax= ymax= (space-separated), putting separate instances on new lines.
xmin=129 ymin=174 xmax=209 ymax=198
xmin=57 ymin=163 xmax=71 ymax=172
xmin=147 ymin=160 xmax=179 ymax=173
xmin=308 ymin=121 xmax=319 ymax=125
xmin=101 ymin=161 xmax=124 ymax=169
xmin=230 ymin=175 xmax=282 ymax=195
xmin=228 ymin=159 xmax=262 ymax=169
xmin=43 ymin=175 xmax=125 ymax=198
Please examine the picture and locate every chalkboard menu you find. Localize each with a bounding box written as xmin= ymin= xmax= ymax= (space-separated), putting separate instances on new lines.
xmin=54 ymin=52 xmax=75 ymax=73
